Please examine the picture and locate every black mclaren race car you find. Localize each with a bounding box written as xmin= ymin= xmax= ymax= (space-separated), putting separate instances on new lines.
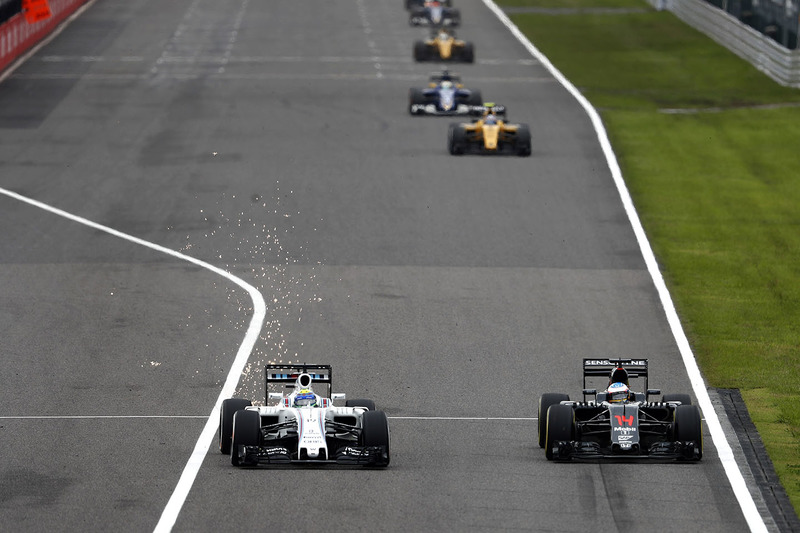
xmin=538 ymin=358 xmax=703 ymax=461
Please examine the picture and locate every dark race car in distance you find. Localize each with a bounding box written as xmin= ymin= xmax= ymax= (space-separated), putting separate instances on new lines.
xmin=409 ymin=0 xmax=460 ymax=27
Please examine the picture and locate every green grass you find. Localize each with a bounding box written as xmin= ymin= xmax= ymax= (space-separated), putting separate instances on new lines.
xmin=500 ymin=0 xmax=800 ymax=511
xmin=499 ymin=0 xmax=645 ymax=8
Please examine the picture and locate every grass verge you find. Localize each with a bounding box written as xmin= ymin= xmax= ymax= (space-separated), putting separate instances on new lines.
xmin=500 ymin=0 xmax=800 ymax=511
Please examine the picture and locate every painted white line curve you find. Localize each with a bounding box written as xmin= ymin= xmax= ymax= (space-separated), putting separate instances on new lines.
xmin=0 ymin=187 xmax=266 ymax=532
xmin=477 ymin=2 xmax=766 ymax=531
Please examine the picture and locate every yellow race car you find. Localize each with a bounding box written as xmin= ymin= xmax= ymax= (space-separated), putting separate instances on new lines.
xmin=448 ymin=104 xmax=532 ymax=156
xmin=413 ymin=28 xmax=474 ymax=63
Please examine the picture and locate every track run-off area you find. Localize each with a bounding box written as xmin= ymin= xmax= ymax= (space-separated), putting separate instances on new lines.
xmin=0 ymin=0 xmax=771 ymax=531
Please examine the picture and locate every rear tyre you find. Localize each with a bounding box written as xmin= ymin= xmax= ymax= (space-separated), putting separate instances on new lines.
xmin=219 ymin=398 xmax=252 ymax=454
xmin=674 ymin=404 xmax=703 ymax=459
xmin=466 ymin=89 xmax=483 ymax=106
xmin=545 ymin=404 xmax=574 ymax=460
xmin=346 ymin=399 xmax=376 ymax=411
xmin=361 ymin=410 xmax=391 ymax=466
xmin=230 ymin=409 xmax=261 ymax=466
xmin=515 ymin=125 xmax=532 ymax=156
xmin=663 ymin=393 xmax=692 ymax=406
xmin=538 ymin=393 xmax=569 ymax=448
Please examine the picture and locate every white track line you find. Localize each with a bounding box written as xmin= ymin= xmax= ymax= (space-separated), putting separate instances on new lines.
xmin=478 ymin=2 xmax=767 ymax=531
xmin=0 ymin=188 xmax=266 ymax=532
xmin=0 ymin=416 xmax=208 ymax=419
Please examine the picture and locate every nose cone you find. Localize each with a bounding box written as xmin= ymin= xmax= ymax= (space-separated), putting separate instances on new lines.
xmin=483 ymin=125 xmax=500 ymax=149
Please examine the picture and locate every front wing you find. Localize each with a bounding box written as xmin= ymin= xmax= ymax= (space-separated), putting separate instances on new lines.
xmin=458 ymin=140 xmax=519 ymax=155
xmin=410 ymin=103 xmax=472 ymax=115
xmin=549 ymin=440 xmax=702 ymax=461
xmin=234 ymin=444 xmax=389 ymax=466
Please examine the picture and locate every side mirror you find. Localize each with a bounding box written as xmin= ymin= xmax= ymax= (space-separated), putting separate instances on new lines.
xmin=268 ymin=392 xmax=283 ymax=403
xmin=646 ymin=389 xmax=661 ymax=398
xmin=331 ymin=393 xmax=346 ymax=401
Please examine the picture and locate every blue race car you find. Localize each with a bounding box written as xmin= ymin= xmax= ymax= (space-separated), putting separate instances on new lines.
xmin=408 ymin=71 xmax=482 ymax=115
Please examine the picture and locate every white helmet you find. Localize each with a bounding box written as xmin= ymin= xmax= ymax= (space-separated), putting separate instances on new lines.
xmin=607 ymin=382 xmax=630 ymax=403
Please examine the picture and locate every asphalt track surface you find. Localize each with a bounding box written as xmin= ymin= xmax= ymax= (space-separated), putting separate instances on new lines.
xmin=0 ymin=0 xmax=756 ymax=531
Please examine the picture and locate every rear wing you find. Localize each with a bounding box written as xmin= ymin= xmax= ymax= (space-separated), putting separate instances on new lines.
xmin=468 ymin=104 xmax=507 ymax=117
xmin=429 ymin=71 xmax=461 ymax=84
xmin=264 ymin=364 xmax=332 ymax=401
xmin=582 ymin=358 xmax=649 ymax=392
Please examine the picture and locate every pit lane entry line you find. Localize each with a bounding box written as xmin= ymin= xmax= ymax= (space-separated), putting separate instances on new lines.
xmin=478 ymin=1 xmax=767 ymax=531
xmin=0 ymin=187 xmax=267 ymax=533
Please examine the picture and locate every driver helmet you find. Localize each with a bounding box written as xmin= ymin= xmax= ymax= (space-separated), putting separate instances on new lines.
xmin=294 ymin=389 xmax=317 ymax=407
xmin=484 ymin=114 xmax=497 ymax=125
xmin=607 ymin=382 xmax=630 ymax=403
xmin=440 ymin=80 xmax=453 ymax=90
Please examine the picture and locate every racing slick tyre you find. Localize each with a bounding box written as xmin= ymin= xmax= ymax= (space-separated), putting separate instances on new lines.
xmin=346 ymin=399 xmax=376 ymax=411
xmin=466 ymin=89 xmax=483 ymax=106
xmin=663 ymin=393 xmax=692 ymax=406
xmin=413 ymin=41 xmax=429 ymax=62
xmin=545 ymin=404 xmax=575 ymax=460
xmin=461 ymin=43 xmax=475 ymax=63
xmin=514 ymin=125 xmax=532 ymax=157
xmin=449 ymin=9 xmax=461 ymax=26
xmin=219 ymin=398 xmax=252 ymax=454
xmin=448 ymin=123 xmax=466 ymax=155
xmin=230 ymin=409 xmax=261 ymax=466
xmin=361 ymin=410 xmax=391 ymax=467
xmin=408 ymin=88 xmax=427 ymax=114
xmin=538 ymin=393 xmax=570 ymax=448
xmin=674 ymin=404 xmax=703 ymax=459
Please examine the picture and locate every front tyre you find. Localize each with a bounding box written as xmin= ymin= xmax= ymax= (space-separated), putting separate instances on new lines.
xmin=448 ymin=123 xmax=466 ymax=155
xmin=230 ymin=409 xmax=261 ymax=466
xmin=361 ymin=410 xmax=391 ymax=466
xmin=538 ymin=393 xmax=569 ymax=448
xmin=219 ymin=398 xmax=252 ymax=454
xmin=545 ymin=404 xmax=574 ymax=460
xmin=413 ymin=41 xmax=429 ymax=62
xmin=461 ymin=42 xmax=475 ymax=63
xmin=409 ymin=88 xmax=426 ymax=114
xmin=515 ymin=125 xmax=532 ymax=156
xmin=674 ymin=404 xmax=703 ymax=460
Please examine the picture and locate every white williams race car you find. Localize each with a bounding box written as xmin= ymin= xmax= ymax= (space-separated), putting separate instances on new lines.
xmin=219 ymin=364 xmax=390 ymax=467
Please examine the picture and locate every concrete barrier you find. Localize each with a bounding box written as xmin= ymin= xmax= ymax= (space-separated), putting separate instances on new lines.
xmin=0 ymin=0 xmax=88 ymax=74
xmin=646 ymin=0 xmax=800 ymax=87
